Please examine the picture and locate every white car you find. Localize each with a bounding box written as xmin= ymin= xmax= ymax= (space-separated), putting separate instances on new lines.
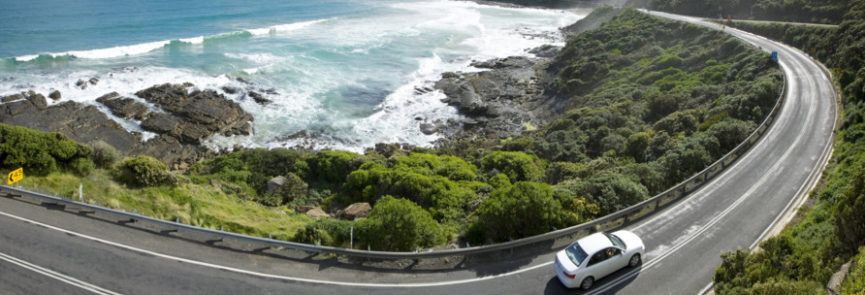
xmin=554 ymin=230 xmax=645 ymax=290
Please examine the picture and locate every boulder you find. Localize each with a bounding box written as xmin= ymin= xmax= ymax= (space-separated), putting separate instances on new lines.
xmin=247 ymin=91 xmax=272 ymax=105
xmin=343 ymin=202 xmax=372 ymax=220
xmin=48 ymin=90 xmax=62 ymax=100
xmin=221 ymin=86 xmax=239 ymax=94
xmin=267 ymin=176 xmax=287 ymax=194
xmin=419 ymin=122 xmax=436 ymax=135
xmin=76 ymin=79 xmax=88 ymax=89
xmin=27 ymin=93 xmax=47 ymax=109
xmin=89 ymin=77 xmax=99 ymax=85
xmin=306 ymin=207 xmax=328 ymax=219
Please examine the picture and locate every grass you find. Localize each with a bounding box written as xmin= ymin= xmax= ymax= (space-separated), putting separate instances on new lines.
xmin=12 ymin=169 xmax=312 ymax=241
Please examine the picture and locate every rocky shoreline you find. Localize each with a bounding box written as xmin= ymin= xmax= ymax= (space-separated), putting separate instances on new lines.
xmin=0 ymin=9 xmax=590 ymax=168
xmin=0 ymin=83 xmax=254 ymax=169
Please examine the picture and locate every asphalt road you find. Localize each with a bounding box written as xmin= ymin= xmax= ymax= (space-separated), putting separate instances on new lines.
xmin=0 ymin=10 xmax=837 ymax=295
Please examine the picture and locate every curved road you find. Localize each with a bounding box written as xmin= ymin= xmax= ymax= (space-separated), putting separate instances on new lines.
xmin=0 ymin=10 xmax=836 ymax=295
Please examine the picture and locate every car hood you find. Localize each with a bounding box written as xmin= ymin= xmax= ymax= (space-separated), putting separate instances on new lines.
xmin=556 ymin=250 xmax=579 ymax=273
xmin=612 ymin=230 xmax=644 ymax=251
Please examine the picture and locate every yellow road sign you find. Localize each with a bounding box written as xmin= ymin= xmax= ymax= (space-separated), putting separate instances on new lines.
xmin=7 ymin=168 xmax=23 ymax=185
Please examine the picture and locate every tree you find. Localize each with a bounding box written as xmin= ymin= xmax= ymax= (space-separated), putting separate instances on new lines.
xmin=356 ymin=196 xmax=445 ymax=251
xmin=625 ymin=132 xmax=651 ymax=162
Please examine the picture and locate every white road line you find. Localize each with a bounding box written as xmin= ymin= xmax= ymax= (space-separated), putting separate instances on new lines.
xmin=0 ymin=251 xmax=122 ymax=295
xmin=0 ymin=210 xmax=551 ymax=288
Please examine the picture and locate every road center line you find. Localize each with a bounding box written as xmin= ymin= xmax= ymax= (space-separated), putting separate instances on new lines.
xmin=0 ymin=250 xmax=122 ymax=295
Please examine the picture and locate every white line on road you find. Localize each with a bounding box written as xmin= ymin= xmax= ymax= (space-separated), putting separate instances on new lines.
xmin=0 ymin=209 xmax=551 ymax=288
xmin=0 ymin=250 xmax=122 ymax=295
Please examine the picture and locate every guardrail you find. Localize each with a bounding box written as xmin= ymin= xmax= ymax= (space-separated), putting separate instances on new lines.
xmin=0 ymin=75 xmax=786 ymax=270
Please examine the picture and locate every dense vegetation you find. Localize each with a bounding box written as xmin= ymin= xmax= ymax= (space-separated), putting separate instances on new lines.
xmin=0 ymin=8 xmax=783 ymax=252
xmin=712 ymin=0 xmax=865 ymax=293
xmin=0 ymin=123 xmax=94 ymax=176
xmin=644 ymin=0 xmax=849 ymax=24
xmin=187 ymin=9 xmax=782 ymax=250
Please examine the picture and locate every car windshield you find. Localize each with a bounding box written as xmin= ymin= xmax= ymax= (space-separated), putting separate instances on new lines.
xmin=605 ymin=232 xmax=625 ymax=249
xmin=565 ymin=243 xmax=589 ymax=266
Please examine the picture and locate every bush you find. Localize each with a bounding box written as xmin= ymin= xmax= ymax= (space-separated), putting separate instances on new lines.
xmin=0 ymin=123 xmax=92 ymax=176
xmin=557 ymin=172 xmax=649 ymax=215
xmin=90 ymin=141 xmax=120 ymax=168
xmin=356 ymin=196 xmax=445 ymax=251
xmin=309 ymin=150 xmax=362 ymax=183
xmin=480 ymin=151 xmax=546 ymax=182
xmin=69 ymin=158 xmax=95 ymax=176
xmin=114 ymin=155 xmax=176 ymax=187
xmin=292 ymin=218 xmax=355 ymax=247
xmin=473 ymin=182 xmax=567 ymax=243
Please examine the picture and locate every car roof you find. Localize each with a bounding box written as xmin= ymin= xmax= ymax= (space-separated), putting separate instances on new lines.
xmin=576 ymin=232 xmax=613 ymax=255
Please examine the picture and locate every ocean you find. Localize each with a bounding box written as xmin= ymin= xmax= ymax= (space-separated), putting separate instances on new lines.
xmin=0 ymin=0 xmax=584 ymax=152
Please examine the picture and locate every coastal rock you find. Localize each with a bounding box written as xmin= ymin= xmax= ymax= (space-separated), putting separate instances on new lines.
xmin=433 ymin=55 xmax=556 ymax=142
xmin=221 ymin=86 xmax=239 ymax=94
xmin=27 ymin=93 xmax=47 ymax=109
xmin=0 ymin=89 xmax=221 ymax=169
xmin=89 ymin=77 xmax=99 ymax=85
xmin=528 ymin=45 xmax=561 ymax=58
xmin=141 ymin=113 xmax=178 ymax=134
xmin=76 ymin=79 xmax=88 ymax=89
xmin=470 ymin=56 xmax=535 ymax=69
xmin=420 ymin=122 xmax=437 ymax=135
xmin=0 ymin=100 xmax=140 ymax=153
xmin=96 ymin=92 xmax=150 ymax=120
xmin=1 ymin=93 xmax=25 ymax=103
xmin=342 ymin=202 xmax=372 ymax=220
xmin=48 ymin=90 xmax=61 ymax=100
xmin=247 ymin=91 xmax=272 ymax=105
xmin=135 ymin=83 xmax=254 ymax=139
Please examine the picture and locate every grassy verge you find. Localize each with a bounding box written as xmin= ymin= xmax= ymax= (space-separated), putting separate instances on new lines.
xmin=11 ymin=169 xmax=312 ymax=241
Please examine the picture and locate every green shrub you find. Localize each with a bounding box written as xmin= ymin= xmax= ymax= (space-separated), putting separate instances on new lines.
xmin=0 ymin=123 xmax=91 ymax=176
xmin=69 ymin=158 xmax=95 ymax=176
xmin=357 ymin=196 xmax=445 ymax=251
xmin=114 ymin=155 xmax=176 ymax=187
xmin=393 ymin=153 xmax=478 ymax=181
xmin=480 ymin=151 xmax=545 ymax=182
xmin=557 ymin=172 xmax=649 ymax=215
xmin=292 ymin=218 xmax=355 ymax=247
xmin=473 ymin=182 xmax=567 ymax=243
xmin=90 ymin=141 xmax=120 ymax=168
xmin=309 ymin=150 xmax=362 ymax=183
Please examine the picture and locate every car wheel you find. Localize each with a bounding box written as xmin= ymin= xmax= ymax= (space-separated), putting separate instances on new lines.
xmin=629 ymin=254 xmax=641 ymax=267
xmin=580 ymin=277 xmax=594 ymax=290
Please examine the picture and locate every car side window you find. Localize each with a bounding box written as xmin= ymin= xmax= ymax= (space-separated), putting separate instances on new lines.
xmin=588 ymin=248 xmax=621 ymax=267
xmin=587 ymin=251 xmax=607 ymax=267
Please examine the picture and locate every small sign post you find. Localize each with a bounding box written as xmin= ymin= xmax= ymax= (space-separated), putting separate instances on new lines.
xmin=7 ymin=168 xmax=23 ymax=185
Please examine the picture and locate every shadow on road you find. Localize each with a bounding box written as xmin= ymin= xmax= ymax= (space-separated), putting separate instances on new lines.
xmin=543 ymin=264 xmax=641 ymax=295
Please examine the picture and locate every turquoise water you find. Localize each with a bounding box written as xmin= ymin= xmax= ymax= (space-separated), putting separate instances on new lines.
xmin=0 ymin=0 xmax=583 ymax=151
